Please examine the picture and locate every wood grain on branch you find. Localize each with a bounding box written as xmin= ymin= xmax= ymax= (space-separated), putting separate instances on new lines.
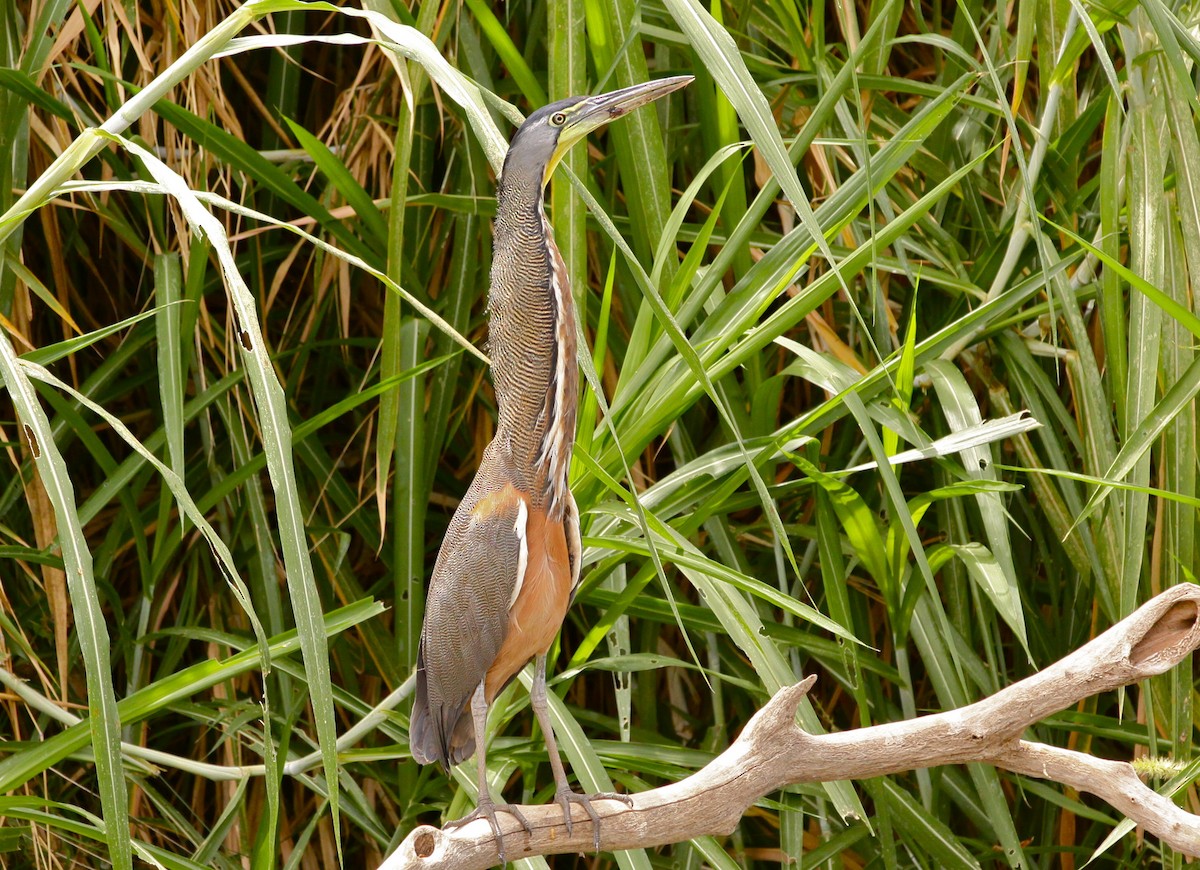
xmin=382 ymin=584 xmax=1200 ymax=870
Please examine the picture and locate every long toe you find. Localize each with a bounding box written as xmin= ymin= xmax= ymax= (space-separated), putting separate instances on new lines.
xmin=444 ymin=801 xmax=532 ymax=864
xmin=505 ymin=802 xmax=533 ymax=835
xmin=591 ymin=790 xmax=634 ymax=807
xmin=555 ymin=789 xmax=632 ymax=852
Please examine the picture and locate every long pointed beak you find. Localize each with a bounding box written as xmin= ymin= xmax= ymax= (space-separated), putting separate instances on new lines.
xmin=554 ymin=75 xmax=693 ymax=159
xmin=543 ymin=75 xmax=692 ymax=184
xmin=566 ymin=75 xmax=694 ymax=138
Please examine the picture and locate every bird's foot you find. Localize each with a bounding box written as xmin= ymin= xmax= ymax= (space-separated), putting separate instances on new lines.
xmin=553 ymin=787 xmax=635 ymax=851
xmin=444 ymin=796 xmax=532 ymax=864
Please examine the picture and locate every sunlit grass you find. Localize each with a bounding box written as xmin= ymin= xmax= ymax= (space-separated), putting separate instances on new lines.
xmin=1 ymin=1 xmax=1197 ymax=868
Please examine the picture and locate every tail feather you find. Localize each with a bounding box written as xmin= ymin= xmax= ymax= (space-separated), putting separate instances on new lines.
xmin=410 ymin=648 xmax=477 ymax=770
xmin=447 ymin=711 xmax=475 ymax=765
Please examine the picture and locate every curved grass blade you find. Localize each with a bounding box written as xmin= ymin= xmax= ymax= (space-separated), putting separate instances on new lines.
xmin=19 ymin=359 xmax=271 ymax=666
xmin=0 ymin=600 xmax=381 ymax=793
xmin=0 ymin=337 xmax=131 ymax=870
xmin=100 ymin=129 xmax=343 ymax=854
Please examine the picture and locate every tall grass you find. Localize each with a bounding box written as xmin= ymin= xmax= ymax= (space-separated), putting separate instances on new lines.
xmin=1 ymin=1 xmax=1197 ymax=868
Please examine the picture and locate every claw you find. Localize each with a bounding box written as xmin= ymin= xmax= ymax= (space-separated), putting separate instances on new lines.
xmin=554 ymin=788 xmax=634 ymax=851
xmin=528 ymin=657 xmax=635 ymax=853
xmin=444 ymin=795 xmax=532 ymax=864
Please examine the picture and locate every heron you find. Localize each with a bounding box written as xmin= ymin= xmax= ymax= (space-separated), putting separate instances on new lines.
xmin=409 ymin=75 xmax=692 ymax=861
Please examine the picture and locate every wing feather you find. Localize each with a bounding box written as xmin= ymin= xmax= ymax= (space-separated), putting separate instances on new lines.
xmin=410 ymin=469 xmax=528 ymax=769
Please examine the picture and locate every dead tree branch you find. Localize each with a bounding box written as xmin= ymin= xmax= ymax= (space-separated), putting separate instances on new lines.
xmin=382 ymin=584 xmax=1200 ymax=869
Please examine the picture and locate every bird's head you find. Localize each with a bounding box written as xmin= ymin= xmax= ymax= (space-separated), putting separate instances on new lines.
xmin=501 ymin=75 xmax=694 ymax=191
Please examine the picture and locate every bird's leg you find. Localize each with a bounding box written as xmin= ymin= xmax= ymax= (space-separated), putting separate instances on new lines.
xmin=530 ymin=654 xmax=634 ymax=851
xmin=443 ymin=682 xmax=531 ymax=863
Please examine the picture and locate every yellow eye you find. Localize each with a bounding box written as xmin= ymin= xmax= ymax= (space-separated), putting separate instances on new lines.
xmin=550 ymin=111 xmax=567 ymax=126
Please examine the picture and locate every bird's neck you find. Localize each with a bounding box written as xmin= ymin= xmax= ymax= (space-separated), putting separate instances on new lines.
xmin=488 ymin=180 xmax=579 ymax=518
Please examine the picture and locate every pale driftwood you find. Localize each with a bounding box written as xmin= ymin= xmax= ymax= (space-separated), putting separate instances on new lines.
xmin=382 ymin=584 xmax=1200 ymax=870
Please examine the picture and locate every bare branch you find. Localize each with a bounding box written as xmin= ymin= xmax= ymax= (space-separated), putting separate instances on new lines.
xmin=990 ymin=742 xmax=1200 ymax=854
xmin=382 ymin=584 xmax=1200 ymax=870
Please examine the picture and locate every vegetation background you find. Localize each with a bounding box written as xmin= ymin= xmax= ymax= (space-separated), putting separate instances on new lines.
xmin=1 ymin=0 xmax=1197 ymax=867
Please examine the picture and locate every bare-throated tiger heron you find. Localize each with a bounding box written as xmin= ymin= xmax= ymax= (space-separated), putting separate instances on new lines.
xmin=409 ymin=75 xmax=692 ymax=860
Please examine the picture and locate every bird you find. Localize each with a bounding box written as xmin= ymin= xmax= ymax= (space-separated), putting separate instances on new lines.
xmin=409 ymin=75 xmax=693 ymax=862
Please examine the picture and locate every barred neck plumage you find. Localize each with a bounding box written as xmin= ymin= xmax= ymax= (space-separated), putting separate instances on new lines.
xmin=487 ymin=174 xmax=578 ymax=519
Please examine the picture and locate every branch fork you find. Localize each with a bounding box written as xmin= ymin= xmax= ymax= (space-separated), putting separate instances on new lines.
xmin=383 ymin=585 xmax=1200 ymax=869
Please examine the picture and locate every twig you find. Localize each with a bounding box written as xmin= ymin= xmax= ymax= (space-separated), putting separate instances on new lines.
xmin=382 ymin=584 xmax=1200 ymax=869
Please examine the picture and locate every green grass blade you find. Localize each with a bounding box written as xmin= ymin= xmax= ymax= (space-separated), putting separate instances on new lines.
xmin=0 ymin=337 xmax=131 ymax=870
xmin=103 ymin=130 xmax=343 ymax=853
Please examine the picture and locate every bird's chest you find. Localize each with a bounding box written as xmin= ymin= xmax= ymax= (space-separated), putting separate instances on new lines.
xmin=484 ymin=507 xmax=573 ymax=699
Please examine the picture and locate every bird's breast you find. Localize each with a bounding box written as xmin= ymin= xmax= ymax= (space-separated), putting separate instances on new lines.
xmin=484 ymin=505 xmax=573 ymax=700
